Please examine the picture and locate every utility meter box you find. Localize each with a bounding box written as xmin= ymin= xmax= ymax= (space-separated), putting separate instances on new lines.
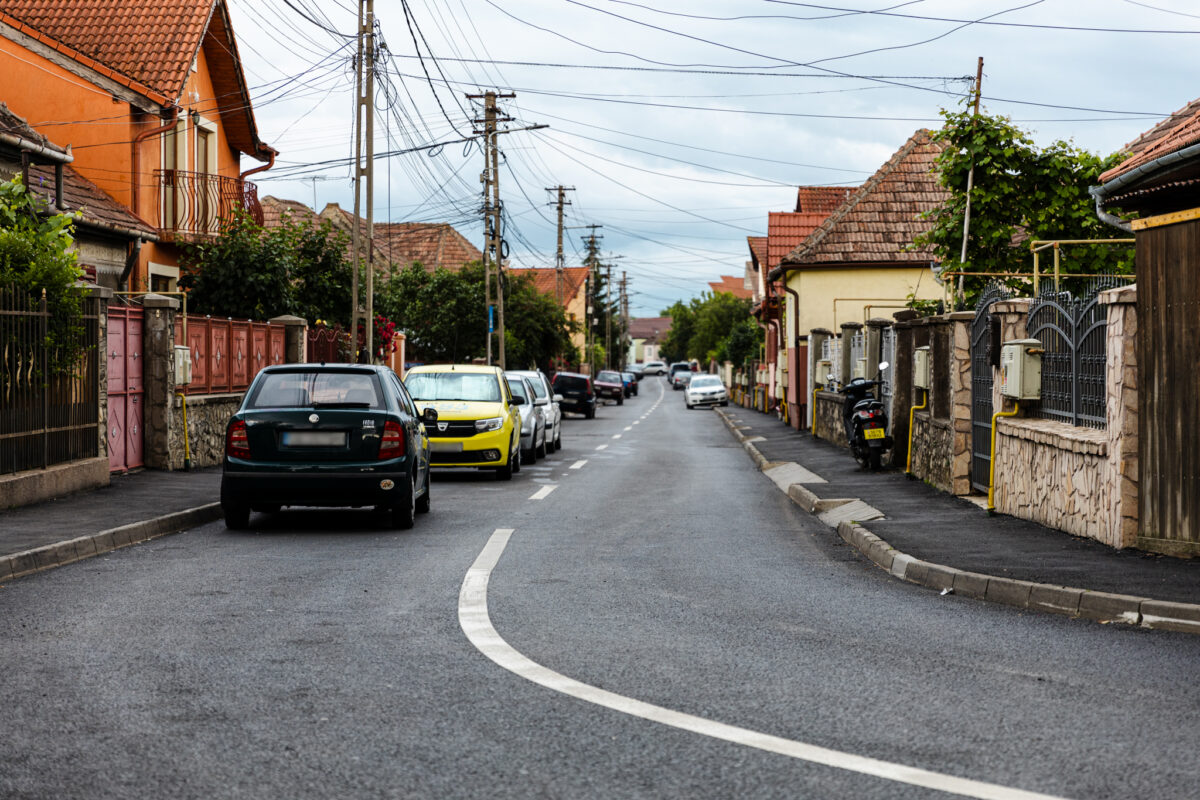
xmin=913 ymin=346 xmax=930 ymax=390
xmin=852 ymin=358 xmax=866 ymax=380
xmin=1000 ymin=339 xmax=1042 ymax=400
xmin=173 ymin=345 xmax=192 ymax=386
xmin=814 ymin=359 xmax=831 ymax=388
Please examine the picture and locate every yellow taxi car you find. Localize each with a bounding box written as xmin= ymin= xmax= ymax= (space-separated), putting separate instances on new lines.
xmin=403 ymin=364 xmax=523 ymax=480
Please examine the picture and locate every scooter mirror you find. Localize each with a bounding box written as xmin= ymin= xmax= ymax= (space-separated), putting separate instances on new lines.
xmin=878 ymin=361 xmax=890 ymax=371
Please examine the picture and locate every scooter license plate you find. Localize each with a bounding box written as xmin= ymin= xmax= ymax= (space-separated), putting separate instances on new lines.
xmin=864 ymin=428 xmax=885 ymax=440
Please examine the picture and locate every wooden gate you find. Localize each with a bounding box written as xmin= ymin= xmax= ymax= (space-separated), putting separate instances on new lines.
xmin=969 ymin=284 xmax=1009 ymax=493
xmin=106 ymin=305 xmax=144 ymax=472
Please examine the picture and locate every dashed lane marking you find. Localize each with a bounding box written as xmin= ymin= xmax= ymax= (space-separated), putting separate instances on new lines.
xmin=596 ymin=444 xmax=608 ymax=451
xmin=612 ymin=434 xmax=622 ymax=440
xmin=529 ymin=485 xmax=557 ymax=501
xmin=459 ymin=529 xmax=1072 ymax=800
xmin=569 ymin=460 xmax=587 ymax=469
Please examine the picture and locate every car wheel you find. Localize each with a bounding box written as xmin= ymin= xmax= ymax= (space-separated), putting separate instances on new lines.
xmin=617 ymin=395 xmax=624 ymax=405
xmin=525 ymin=445 xmax=537 ymax=464
xmin=498 ymin=448 xmax=515 ymax=480
xmin=586 ymin=407 xmax=595 ymax=419
xmin=720 ymin=400 xmax=729 ymax=406
xmin=554 ymin=431 xmax=562 ymax=451
xmin=416 ymin=471 xmax=431 ymax=514
xmin=392 ymin=476 xmax=416 ymax=529
xmin=223 ymin=502 xmax=250 ymax=530
xmin=253 ymin=504 xmax=280 ymax=514
xmin=536 ymin=435 xmax=548 ymax=459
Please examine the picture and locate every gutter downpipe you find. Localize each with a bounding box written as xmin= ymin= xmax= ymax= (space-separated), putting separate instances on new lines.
xmin=905 ymin=388 xmax=927 ymax=477
xmin=987 ymin=401 xmax=1021 ymax=514
xmin=131 ymin=106 xmax=179 ymax=220
xmin=239 ymin=146 xmax=277 ymax=180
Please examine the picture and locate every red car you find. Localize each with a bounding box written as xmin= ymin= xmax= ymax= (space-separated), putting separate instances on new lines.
xmin=593 ymin=370 xmax=625 ymax=405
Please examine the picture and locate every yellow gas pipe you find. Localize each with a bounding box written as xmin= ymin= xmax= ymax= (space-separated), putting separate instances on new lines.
xmin=811 ymin=383 xmax=822 ymax=440
xmin=987 ymin=401 xmax=1020 ymax=513
xmin=176 ymin=392 xmax=192 ymax=471
xmin=905 ymin=388 xmax=928 ymax=476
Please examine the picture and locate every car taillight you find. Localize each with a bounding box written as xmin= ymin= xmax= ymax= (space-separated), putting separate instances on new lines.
xmin=378 ymin=420 xmax=405 ymax=460
xmin=226 ymin=420 xmax=251 ymax=460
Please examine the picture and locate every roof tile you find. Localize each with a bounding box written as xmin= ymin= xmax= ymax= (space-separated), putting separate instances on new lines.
xmin=1099 ymin=96 xmax=1200 ymax=185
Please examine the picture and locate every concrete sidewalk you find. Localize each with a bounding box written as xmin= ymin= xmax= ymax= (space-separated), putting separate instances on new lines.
xmin=717 ymin=405 xmax=1200 ymax=634
xmin=0 ymin=468 xmax=222 ymax=582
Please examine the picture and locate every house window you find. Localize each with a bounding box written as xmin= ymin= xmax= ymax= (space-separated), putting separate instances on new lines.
xmin=194 ymin=116 xmax=219 ymax=234
xmin=149 ymin=262 xmax=180 ymax=293
xmin=162 ymin=118 xmax=187 ymax=230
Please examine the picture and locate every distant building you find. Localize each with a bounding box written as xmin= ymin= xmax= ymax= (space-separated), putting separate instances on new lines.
xmin=627 ymin=316 xmax=671 ymax=364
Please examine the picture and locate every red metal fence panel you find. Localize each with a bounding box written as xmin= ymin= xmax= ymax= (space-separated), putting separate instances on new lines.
xmin=175 ymin=315 xmax=287 ymax=395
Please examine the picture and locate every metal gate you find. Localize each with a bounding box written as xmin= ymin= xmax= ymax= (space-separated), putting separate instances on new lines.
xmin=970 ymin=283 xmax=1010 ymax=492
xmin=107 ymin=305 xmax=144 ymax=472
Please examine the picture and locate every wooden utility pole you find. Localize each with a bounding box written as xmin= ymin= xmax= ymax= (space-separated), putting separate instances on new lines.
xmin=604 ymin=263 xmax=612 ymax=370
xmin=547 ymin=186 xmax=573 ymax=305
xmin=581 ymin=227 xmax=602 ymax=374
xmin=957 ymin=56 xmax=984 ymax=308
xmin=619 ymin=271 xmax=628 ymax=369
xmin=470 ymin=91 xmax=514 ymax=367
xmin=350 ymin=0 xmax=376 ymax=361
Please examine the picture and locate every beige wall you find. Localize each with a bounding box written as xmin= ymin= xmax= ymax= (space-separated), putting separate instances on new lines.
xmin=784 ymin=265 xmax=942 ymax=334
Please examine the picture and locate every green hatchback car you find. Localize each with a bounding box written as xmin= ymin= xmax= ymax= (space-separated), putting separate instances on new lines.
xmin=220 ymin=364 xmax=435 ymax=530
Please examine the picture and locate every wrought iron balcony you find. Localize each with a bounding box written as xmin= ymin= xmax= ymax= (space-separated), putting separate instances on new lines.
xmin=154 ymin=169 xmax=263 ymax=242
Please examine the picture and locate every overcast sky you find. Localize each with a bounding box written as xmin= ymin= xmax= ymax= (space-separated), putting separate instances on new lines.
xmin=226 ymin=0 xmax=1200 ymax=317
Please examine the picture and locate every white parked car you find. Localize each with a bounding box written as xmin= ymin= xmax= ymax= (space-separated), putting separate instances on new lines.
xmin=505 ymin=373 xmax=546 ymax=463
xmin=507 ymin=369 xmax=561 ymax=452
xmin=642 ymin=360 xmax=667 ymax=376
xmin=684 ymin=374 xmax=729 ymax=409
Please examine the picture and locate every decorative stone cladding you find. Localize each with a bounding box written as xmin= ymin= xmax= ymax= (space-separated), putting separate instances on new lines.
xmin=908 ymin=412 xmax=955 ymax=491
xmin=813 ymin=390 xmax=846 ymax=446
xmin=993 ymin=418 xmax=1109 ymax=539
xmin=169 ymin=394 xmax=242 ymax=470
xmin=1102 ymin=286 xmax=1138 ymax=548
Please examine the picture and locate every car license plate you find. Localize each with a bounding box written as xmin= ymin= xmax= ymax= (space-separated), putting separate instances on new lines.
xmin=864 ymin=428 xmax=885 ymax=440
xmin=430 ymin=441 xmax=463 ymax=453
xmin=281 ymin=431 xmax=347 ymax=447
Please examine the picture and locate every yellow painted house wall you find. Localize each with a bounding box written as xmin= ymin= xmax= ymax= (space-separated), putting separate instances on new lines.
xmin=783 ymin=264 xmax=943 ymax=333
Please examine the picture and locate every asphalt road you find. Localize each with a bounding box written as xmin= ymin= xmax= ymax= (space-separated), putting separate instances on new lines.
xmin=3 ymin=377 xmax=1200 ymax=800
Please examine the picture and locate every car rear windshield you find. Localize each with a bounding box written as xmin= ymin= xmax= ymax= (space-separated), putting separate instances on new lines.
xmin=247 ymin=371 xmax=384 ymax=409
xmin=597 ymin=371 xmax=621 ymax=382
xmin=406 ymin=372 xmax=501 ymax=402
xmin=554 ymin=375 xmax=588 ymax=392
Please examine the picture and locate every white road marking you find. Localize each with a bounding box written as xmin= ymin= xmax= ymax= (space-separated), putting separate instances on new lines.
xmin=529 ymin=485 xmax=557 ymax=501
xmin=570 ymin=460 xmax=587 ymax=469
xmin=624 ymin=426 xmax=633 ymax=431
xmin=459 ymin=529 xmax=1073 ymax=800
xmin=596 ymin=444 xmax=608 ymax=451
xmin=633 ymin=421 xmax=640 ymax=425
xmin=612 ymin=434 xmax=622 ymax=439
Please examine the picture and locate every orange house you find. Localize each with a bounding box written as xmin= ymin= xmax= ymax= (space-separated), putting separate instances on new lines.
xmin=0 ymin=0 xmax=275 ymax=292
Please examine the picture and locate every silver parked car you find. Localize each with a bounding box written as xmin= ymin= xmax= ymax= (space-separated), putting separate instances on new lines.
xmin=507 ymin=369 xmax=562 ymax=452
xmin=505 ymin=373 xmax=547 ymax=463
xmin=684 ymin=374 xmax=728 ymax=408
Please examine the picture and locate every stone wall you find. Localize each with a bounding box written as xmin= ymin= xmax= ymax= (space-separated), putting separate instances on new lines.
xmin=993 ymin=418 xmax=1109 ymax=540
xmin=813 ymin=391 xmax=846 ymax=446
xmin=170 ymin=393 xmax=243 ymax=470
xmin=909 ymin=411 xmax=955 ymax=492
xmin=1102 ymin=287 xmax=1138 ymax=549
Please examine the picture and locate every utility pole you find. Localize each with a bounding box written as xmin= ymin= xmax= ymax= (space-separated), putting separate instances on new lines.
xmin=581 ymin=226 xmax=603 ymax=374
xmin=605 ymin=263 xmax=612 ymax=370
xmin=546 ymin=186 xmax=574 ymax=305
xmin=349 ymin=0 xmax=376 ymax=362
xmin=619 ymin=271 xmax=629 ymax=369
xmin=957 ymin=56 xmax=984 ymax=309
xmin=469 ymin=91 xmax=513 ymax=367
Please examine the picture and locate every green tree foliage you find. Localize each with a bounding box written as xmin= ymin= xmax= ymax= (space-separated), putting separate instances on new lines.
xmin=179 ymin=209 xmax=296 ymax=320
xmin=660 ymin=291 xmax=752 ymax=365
xmin=502 ymin=270 xmax=576 ymax=371
xmin=715 ymin=318 xmax=760 ymax=367
xmin=290 ymin=217 xmax=353 ymax=327
xmin=658 ymin=299 xmax=695 ymax=363
xmin=916 ymin=107 xmax=1132 ymax=306
xmin=0 ymin=176 xmax=87 ymax=372
xmin=375 ymin=262 xmax=486 ymax=363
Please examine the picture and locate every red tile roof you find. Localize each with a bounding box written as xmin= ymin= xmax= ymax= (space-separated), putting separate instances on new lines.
xmin=795 ymin=185 xmax=856 ymax=214
xmin=747 ymin=236 xmax=768 ymax=269
xmin=782 ymin=129 xmax=946 ymax=269
xmin=374 ymin=222 xmax=481 ymax=272
xmin=0 ymin=0 xmax=212 ymax=100
xmin=512 ymin=267 xmax=589 ymax=307
xmin=708 ymin=275 xmax=752 ymax=299
xmin=627 ymin=316 xmax=670 ymax=342
xmin=1099 ymin=97 xmax=1200 ymax=185
xmin=767 ymin=211 xmax=829 ymax=269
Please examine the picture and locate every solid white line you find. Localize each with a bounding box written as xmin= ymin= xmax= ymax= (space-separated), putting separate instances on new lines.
xmin=459 ymin=529 xmax=1073 ymax=800
xmin=596 ymin=444 xmax=608 ymax=451
xmin=569 ymin=460 xmax=587 ymax=469
xmin=529 ymin=485 xmax=557 ymax=501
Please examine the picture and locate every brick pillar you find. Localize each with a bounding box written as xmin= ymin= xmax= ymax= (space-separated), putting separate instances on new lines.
xmin=269 ymin=315 xmax=308 ymax=364
xmin=839 ymin=321 xmax=861 ymax=384
xmin=141 ymin=293 xmax=180 ymax=470
xmin=945 ymin=311 xmax=975 ymax=494
xmin=1100 ymin=286 xmax=1138 ymax=548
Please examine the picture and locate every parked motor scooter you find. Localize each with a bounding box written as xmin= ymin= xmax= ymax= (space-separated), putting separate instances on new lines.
xmin=837 ymin=362 xmax=892 ymax=471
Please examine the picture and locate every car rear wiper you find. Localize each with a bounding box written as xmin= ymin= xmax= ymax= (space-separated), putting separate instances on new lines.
xmin=311 ymin=402 xmax=373 ymax=409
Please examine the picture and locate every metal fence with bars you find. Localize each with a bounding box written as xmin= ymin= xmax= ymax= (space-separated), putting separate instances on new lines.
xmin=1026 ymin=278 xmax=1128 ymax=429
xmin=880 ymin=326 xmax=896 ymax=408
xmin=821 ymin=337 xmax=842 ymax=388
xmin=850 ymin=329 xmax=865 ymax=377
xmin=0 ymin=285 xmax=100 ymax=475
xmin=175 ymin=314 xmax=287 ymax=395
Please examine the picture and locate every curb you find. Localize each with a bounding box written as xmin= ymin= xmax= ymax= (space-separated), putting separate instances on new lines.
xmin=0 ymin=502 xmax=222 ymax=583
xmin=715 ymin=408 xmax=1200 ymax=635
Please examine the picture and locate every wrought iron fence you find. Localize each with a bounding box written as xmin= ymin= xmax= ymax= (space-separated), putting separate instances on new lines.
xmin=821 ymin=337 xmax=842 ymax=388
xmin=307 ymin=324 xmax=351 ymax=363
xmin=880 ymin=326 xmax=896 ymax=407
xmin=850 ymin=329 xmax=865 ymax=377
xmin=0 ymin=285 xmax=100 ymax=474
xmin=1027 ymin=277 xmax=1129 ymax=429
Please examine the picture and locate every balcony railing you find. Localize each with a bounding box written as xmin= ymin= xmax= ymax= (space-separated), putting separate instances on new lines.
xmin=154 ymin=169 xmax=263 ymax=242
